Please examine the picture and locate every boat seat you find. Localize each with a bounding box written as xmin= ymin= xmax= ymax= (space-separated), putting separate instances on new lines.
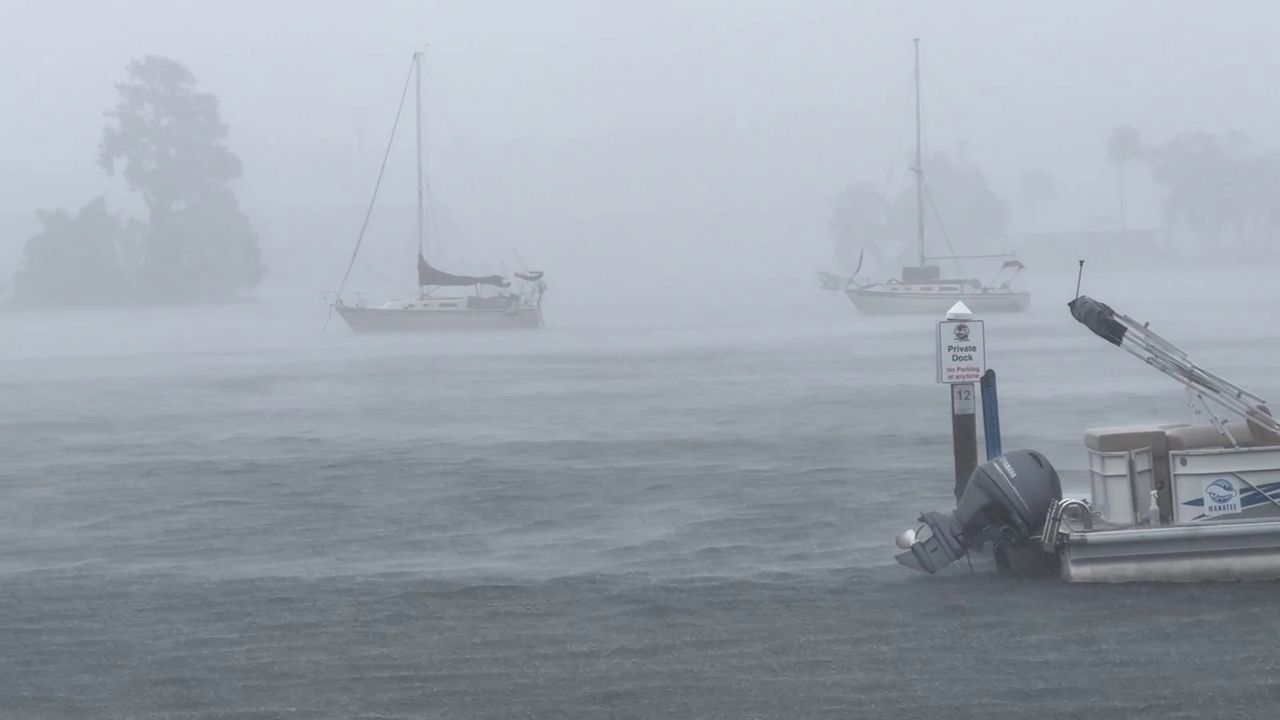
xmin=1085 ymin=425 xmax=1184 ymax=524
xmin=1086 ymin=422 xmax=1272 ymax=525
xmin=1165 ymin=421 xmax=1258 ymax=450
xmin=1247 ymin=405 xmax=1280 ymax=447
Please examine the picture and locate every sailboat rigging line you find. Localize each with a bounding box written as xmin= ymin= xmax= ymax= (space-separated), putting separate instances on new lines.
xmin=510 ymin=245 xmax=529 ymax=272
xmin=429 ymin=61 xmax=511 ymax=271
xmin=414 ymin=51 xmax=426 ymax=260
xmin=356 ymin=258 xmax=397 ymax=285
xmin=336 ymin=56 xmax=417 ymax=299
xmin=922 ymin=180 xmax=964 ymax=275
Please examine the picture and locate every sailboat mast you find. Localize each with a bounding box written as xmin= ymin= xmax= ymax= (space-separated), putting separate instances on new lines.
xmin=414 ymin=51 xmax=426 ymax=266
xmin=913 ymin=38 xmax=926 ymax=267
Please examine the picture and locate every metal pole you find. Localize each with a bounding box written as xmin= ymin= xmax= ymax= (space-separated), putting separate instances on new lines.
xmin=913 ymin=38 xmax=926 ymax=267
xmin=413 ymin=51 xmax=426 ymax=264
xmin=951 ymin=382 xmax=978 ymax=501
xmin=981 ymin=369 xmax=1002 ymax=460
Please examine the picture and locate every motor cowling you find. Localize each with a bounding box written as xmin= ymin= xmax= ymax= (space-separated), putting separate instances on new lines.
xmin=895 ymin=449 xmax=1061 ymax=576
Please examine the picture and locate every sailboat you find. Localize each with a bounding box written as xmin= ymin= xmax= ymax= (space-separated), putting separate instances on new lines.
xmin=332 ymin=52 xmax=546 ymax=332
xmin=821 ymin=40 xmax=1029 ymax=315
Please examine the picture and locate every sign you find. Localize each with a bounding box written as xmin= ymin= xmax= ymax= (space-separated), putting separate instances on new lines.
xmin=1202 ymin=478 xmax=1241 ymax=517
xmin=952 ymin=383 xmax=975 ymax=415
xmin=937 ymin=319 xmax=986 ymax=384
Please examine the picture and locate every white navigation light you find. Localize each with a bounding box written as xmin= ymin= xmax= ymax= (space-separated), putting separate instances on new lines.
xmin=895 ymin=528 xmax=918 ymax=549
xmin=946 ymin=300 xmax=973 ymax=320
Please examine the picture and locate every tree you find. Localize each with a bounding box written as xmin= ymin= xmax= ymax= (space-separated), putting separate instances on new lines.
xmin=829 ymin=151 xmax=1009 ymax=273
xmin=897 ymin=151 xmax=1009 ymax=259
xmin=1018 ymin=167 xmax=1058 ymax=208
xmin=12 ymin=198 xmax=135 ymax=306
xmin=1145 ymin=131 xmax=1280 ymax=253
xmin=1106 ymin=125 xmax=1143 ymax=230
xmin=99 ymin=55 xmax=262 ymax=301
xmin=829 ymin=183 xmax=891 ymax=273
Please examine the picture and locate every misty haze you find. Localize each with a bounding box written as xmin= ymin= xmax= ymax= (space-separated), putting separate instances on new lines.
xmin=4 ymin=1 xmax=1280 ymax=718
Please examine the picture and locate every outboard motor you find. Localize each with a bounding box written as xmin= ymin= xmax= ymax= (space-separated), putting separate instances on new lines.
xmin=895 ymin=449 xmax=1061 ymax=577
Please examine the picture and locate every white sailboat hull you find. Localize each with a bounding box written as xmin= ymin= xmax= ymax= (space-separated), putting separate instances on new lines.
xmin=845 ymin=287 xmax=1029 ymax=315
xmin=336 ymin=305 xmax=542 ymax=332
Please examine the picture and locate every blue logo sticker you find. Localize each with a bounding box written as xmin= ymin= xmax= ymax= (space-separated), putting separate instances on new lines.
xmin=1206 ymin=478 xmax=1237 ymax=505
xmin=1202 ymin=478 xmax=1241 ymax=517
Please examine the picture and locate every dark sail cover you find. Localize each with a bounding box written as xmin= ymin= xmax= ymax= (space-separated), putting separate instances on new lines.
xmin=1068 ymin=295 xmax=1127 ymax=346
xmin=418 ymin=254 xmax=509 ymax=288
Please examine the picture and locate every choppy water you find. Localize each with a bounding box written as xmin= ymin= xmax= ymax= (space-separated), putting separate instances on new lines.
xmin=3 ymin=282 xmax=1280 ymax=719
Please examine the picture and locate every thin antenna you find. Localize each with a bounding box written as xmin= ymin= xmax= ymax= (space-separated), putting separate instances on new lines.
xmin=1074 ymin=259 xmax=1085 ymax=299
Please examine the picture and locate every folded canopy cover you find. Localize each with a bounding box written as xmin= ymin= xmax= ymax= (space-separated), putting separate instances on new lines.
xmin=417 ymin=254 xmax=508 ymax=288
xmin=1068 ymin=295 xmax=1127 ymax=346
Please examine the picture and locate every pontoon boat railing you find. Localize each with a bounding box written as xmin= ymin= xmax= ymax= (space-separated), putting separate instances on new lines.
xmin=1069 ymin=295 xmax=1280 ymax=443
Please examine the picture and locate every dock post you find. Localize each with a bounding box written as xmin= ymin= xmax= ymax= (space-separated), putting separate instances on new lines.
xmin=951 ymin=383 xmax=979 ymax=500
xmin=937 ymin=302 xmax=985 ymax=501
xmin=980 ymin=369 xmax=1002 ymax=460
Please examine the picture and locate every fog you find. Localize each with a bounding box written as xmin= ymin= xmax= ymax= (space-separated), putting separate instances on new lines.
xmin=7 ymin=3 xmax=1280 ymax=717
xmin=6 ymin=0 xmax=1280 ymax=324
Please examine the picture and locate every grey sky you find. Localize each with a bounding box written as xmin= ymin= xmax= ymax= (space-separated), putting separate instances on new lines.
xmin=3 ymin=0 xmax=1277 ymax=293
